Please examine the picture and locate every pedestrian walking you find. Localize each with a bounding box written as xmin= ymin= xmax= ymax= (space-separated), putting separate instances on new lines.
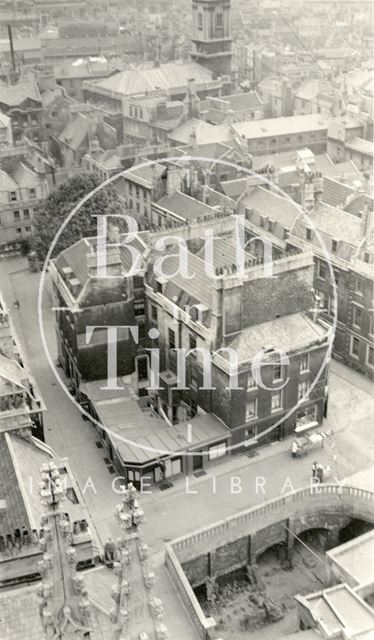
xmin=291 ymin=441 xmax=298 ymax=458
xmin=316 ymin=464 xmax=324 ymax=483
xmin=312 ymin=461 xmax=318 ymax=478
xmin=13 ymin=300 xmax=20 ymax=309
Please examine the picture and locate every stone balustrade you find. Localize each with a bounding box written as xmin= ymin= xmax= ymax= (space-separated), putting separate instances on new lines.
xmin=165 ymin=484 xmax=374 ymax=640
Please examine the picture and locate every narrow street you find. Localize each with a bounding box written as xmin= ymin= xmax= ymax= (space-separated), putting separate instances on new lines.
xmin=0 ymin=257 xmax=373 ymax=556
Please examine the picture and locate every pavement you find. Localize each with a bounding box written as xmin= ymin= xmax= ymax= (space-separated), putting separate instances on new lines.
xmin=0 ymin=256 xmax=373 ymax=558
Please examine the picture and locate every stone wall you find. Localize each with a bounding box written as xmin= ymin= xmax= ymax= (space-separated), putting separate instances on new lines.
xmin=165 ymin=485 xmax=374 ymax=630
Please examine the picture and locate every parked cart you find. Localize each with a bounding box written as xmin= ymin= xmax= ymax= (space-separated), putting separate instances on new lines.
xmin=291 ymin=430 xmax=333 ymax=458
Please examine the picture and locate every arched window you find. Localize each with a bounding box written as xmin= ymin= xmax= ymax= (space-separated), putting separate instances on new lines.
xmin=216 ymin=12 xmax=223 ymax=27
xmin=198 ymin=12 xmax=203 ymax=29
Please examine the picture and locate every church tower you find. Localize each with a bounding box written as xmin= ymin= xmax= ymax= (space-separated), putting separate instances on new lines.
xmin=191 ymin=0 xmax=232 ymax=78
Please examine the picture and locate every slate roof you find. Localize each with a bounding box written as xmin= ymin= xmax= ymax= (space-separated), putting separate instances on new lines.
xmin=345 ymin=137 xmax=374 ymax=157
xmin=203 ymin=108 xmax=228 ymax=124
xmin=176 ymin=140 xmax=245 ymax=163
xmin=239 ymin=186 xmax=301 ymax=228
xmin=322 ymin=177 xmax=355 ymax=207
xmin=89 ymin=61 xmax=214 ymax=97
xmin=232 ymin=114 xmax=329 ymax=140
xmin=344 ymin=194 xmax=374 ymax=215
xmin=322 ymin=177 xmax=374 ymax=214
xmin=220 ymin=175 xmax=267 ymax=199
xmin=221 ymin=177 xmax=247 ymax=199
xmin=155 ymin=190 xmax=218 ymax=221
xmin=203 ymin=186 xmax=235 ymax=209
xmin=54 ymin=233 xmax=148 ymax=293
xmin=0 ymin=81 xmax=41 ymax=107
xmin=308 ymin=204 xmax=364 ymax=245
xmin=55 ymin=237 xmax=91 ymax=287
xmin=225 ymin=313 xmax=326 ymax=363
xmin=8 ymin=432 xmax=87 ymax=528
xmin=225 ymin=91 xmax=262 ymax=111
xmin=195 ymin=235 xmax=245 ymax=268
xmin=0 ymin=432 xmax=30 ymax=538
xmin=168 ymin=118 xmax=230 ymax=145
xmin=0 ymin=169 xmax=18 ymax=192
xmin=0 ymin=163 xmax=41 ymax=193
xmin=12 ymin=163 xmax=39 ymax=188
xmin=321 ymin=159 xmax=361 ymax=181
xmin=58 ymin=113 xmax=88 ymax=151
xmin=94 ymin=148 xmax=122 ymax=171
xmin=124 ymin=162 xmax=166 ymax=188
xmin=0 ymin=111 xmax=10 ymax=128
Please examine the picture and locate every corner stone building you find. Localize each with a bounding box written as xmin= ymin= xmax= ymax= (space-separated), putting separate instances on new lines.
xmin=145 ymin=232 xmax=330 ymax=464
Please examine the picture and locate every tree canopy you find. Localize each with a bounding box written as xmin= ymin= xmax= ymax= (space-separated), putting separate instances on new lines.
xmin=33 ymin=172 xmax=124 ymax=263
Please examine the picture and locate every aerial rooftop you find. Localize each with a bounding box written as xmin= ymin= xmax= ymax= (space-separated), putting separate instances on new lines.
xmin=232 ymin=114 xmax=329 ymax=140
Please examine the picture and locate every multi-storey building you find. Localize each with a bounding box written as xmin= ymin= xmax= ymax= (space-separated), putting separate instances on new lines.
xmin=200 ymin=91 xmax=264 ymax=124
xmin=0 ymin=80 xmax=44 ymax=144
xmin=0 ymin=112 xmax=13 ymax=147
xmin=344 ymin=137 xmax=373 ymax=172
xmin=326 ymin=118 xmax=366 ymax=163
xmin=0 ymin=293 xmax=45 ymax=439
xmin=145 ymin=228 xmax=330 ymax=474
xmin=49 ymin=229 xmax=150 ymax=392
xmin=231 ymin=114 xmax=331 ymax=156
xmin=114 ymin=162 xmax=168 ymax=226
xmin=122 ymin=93 xmax=187 ymax=147
xmin=0 ymin=162 xmax=49 ymax=251
xmin=288 ymin=203 xmax=374 ymax=378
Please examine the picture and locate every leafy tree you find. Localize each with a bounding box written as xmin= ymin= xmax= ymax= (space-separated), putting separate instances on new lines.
xmin=33 ymin=172 xmax=124 ymax=263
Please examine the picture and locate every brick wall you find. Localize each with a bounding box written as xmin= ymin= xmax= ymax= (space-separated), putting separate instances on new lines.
xmin=240 ymin=264 xmax=313 ymax=329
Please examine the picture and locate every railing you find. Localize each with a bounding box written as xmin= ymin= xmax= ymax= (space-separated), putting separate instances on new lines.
xmin=165 ymin=484 xmax=374 ymax=639
xmin=171 ymin=484 xmax=374 ymax=553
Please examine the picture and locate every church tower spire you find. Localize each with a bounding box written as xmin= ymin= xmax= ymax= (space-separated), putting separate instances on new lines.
xmin=37 ymin=461 xmax=92 ymax=640
xmin=110 ymin=482 xmax=169 ymax=640
xmin=191 ymin=0 xmax=232 ymax=78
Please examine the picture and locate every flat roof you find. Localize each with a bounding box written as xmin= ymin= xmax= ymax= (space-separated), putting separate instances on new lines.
xmin=327 ymin=529 xmax=374 ymax=586
xmin=81 ymin=379 xmax=229 ymax=465
xmin=231 ymin=114 xmax=329 ymax=140
xmin=302 ymin=583 xmax=374 ymax=636
xmin=225 ymin=313 xmax=326 ymax=364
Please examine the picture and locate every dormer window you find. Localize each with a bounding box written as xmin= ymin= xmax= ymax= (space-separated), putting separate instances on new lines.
xmin=306 ymin=228 xmax=312 ymax=240
xmin=331 ymin=239 xmax=338 ymax=253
